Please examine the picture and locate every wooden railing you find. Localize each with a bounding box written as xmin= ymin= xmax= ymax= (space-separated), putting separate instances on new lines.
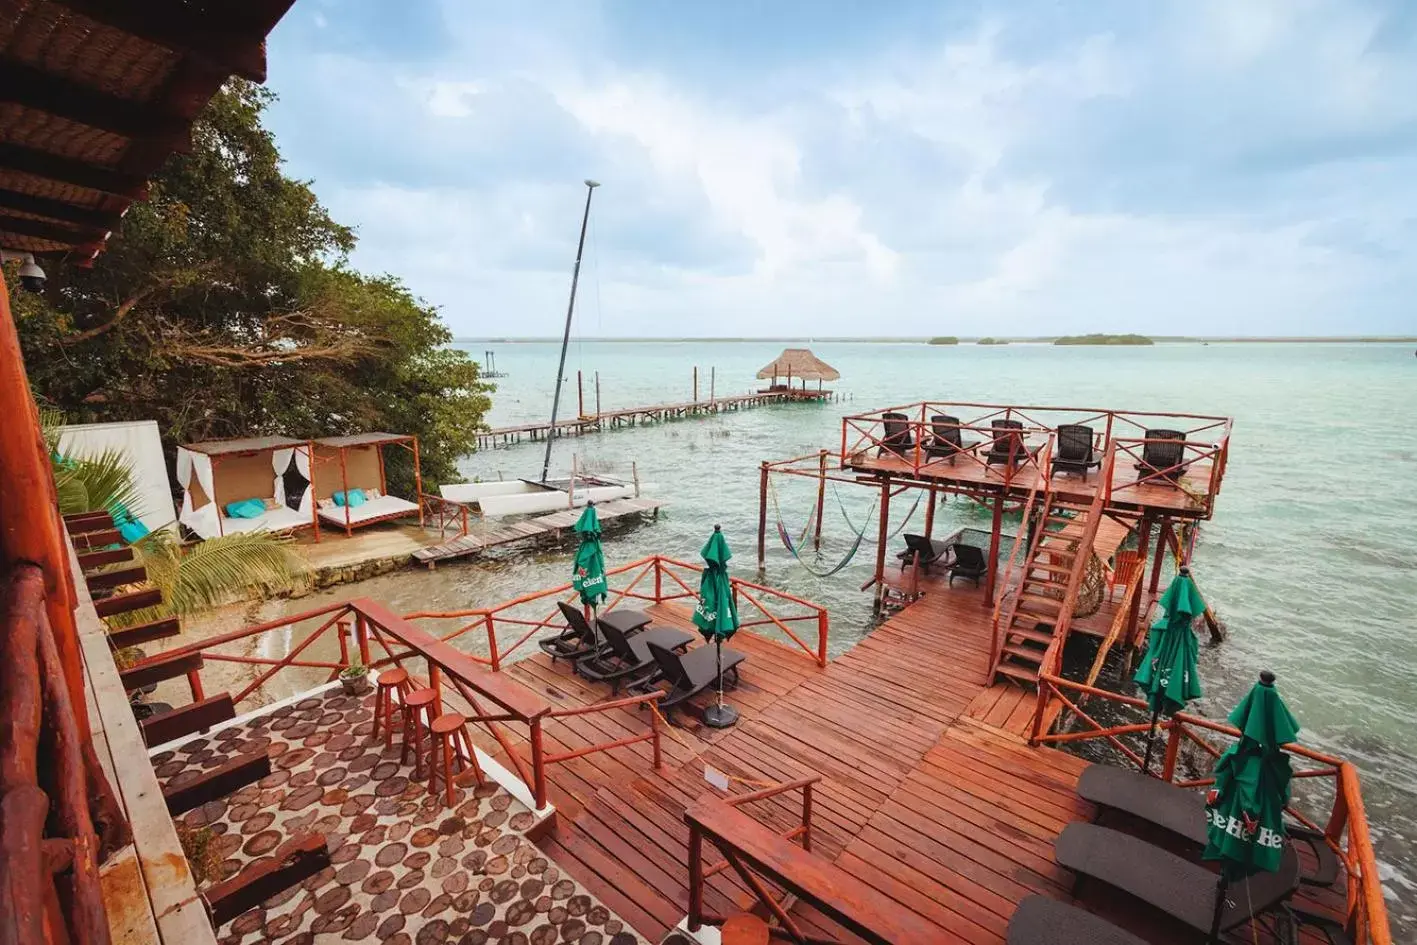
xmin=1029 ymin=674 xmax=1392 ymax=945
xmin=420 ymin=492 xmax=470 ymax=538
xmin=1104 ymin=434 xmax=1228 ymax=515
xmin=987 ymin=447 xmax=1057 ymax=674
xmin=405 ymin=554 xmax=833 ymax=669
xmin=1 ymin=564 xmax=130 ymax=945
xmin=685 ymin=776 xmax=940 ymax=944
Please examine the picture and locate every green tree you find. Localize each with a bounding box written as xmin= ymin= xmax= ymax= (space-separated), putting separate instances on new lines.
xmin=11 ymin=81 xmax=491 ymax=492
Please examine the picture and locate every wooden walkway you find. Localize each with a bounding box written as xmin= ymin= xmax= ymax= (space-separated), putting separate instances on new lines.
xmin=456 ymin=571 xmax=1348 ymax=943
xmin=413 ymin=497 xmax=666 ymax=566
xmin=476 ymin=390 xmax=834 ymax=450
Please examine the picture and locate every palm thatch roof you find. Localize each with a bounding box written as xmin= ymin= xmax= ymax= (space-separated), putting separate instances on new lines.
xmin=756 ymin=348 xmax=840 ymax=382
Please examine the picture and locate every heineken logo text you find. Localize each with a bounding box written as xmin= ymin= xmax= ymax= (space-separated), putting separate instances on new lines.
xmin=1207 ymin=808 xmax=1284 ymax=848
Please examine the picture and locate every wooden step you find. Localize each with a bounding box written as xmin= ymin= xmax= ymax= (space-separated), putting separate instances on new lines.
xmin=1001 ymin=643 xmax=1045 ymax=664
xmin=995 ymin=662 xmax=1039 ymax=684
xmin=1017 ymin=595 xmax=1062 ymax=614
xmin=1005 ymin=626 xmax=1055 ymax=645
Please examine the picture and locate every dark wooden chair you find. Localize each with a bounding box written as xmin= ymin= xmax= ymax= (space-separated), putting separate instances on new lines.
xmin=985 ymin=419 xmax=1035 ymax=466
xmin=540 ymin=600 xmax=600 ymax=663
xmin=643 ymin=642 xmax=746 ymax=718
xmin=945 ymin=544 xmax=989 ymax=587
xmin=896 ymin=533 xmax=952 ymax=574
xmin=924 ymin=414 xmax=978 ymax=463
xmin=1054 ymin=823 xmax=1300 ymax=938
xmin=877 ymin=412 xmax=914 ymax=458
xmin=1051 ymin=424 xmax=1101 ymax=478
xmin=1136 ymin=428 xmax=1188 ymax=482
xmin=578 ymin=619 xmax=694 ymax=693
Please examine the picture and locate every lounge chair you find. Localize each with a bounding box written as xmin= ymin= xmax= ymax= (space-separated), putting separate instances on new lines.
xmin=896 ymin=533 xmax=952 ymax=574
xmin=578 ymin=619 xmax=694 ymax=693
xmin=945 ymin=543 xmax=988 ymax=587
xmin=1054 ymin=822 xmax=1300 ymax=937
xmin=924 ymin=414 xmax=978 ymax=464
xmin=1077 ymin=764 xmax=1338 ymax=887
xmin=985 ymin=419 xmax=1037 ymax=466
xmin=1008 ymin=895 xmax=1148 ymax=945
xmin=1051 ymin=424 xmax=1102 ymax=478
xmin=877 ymin=412 xmax=914 ymax=458
xmin=540 ymin=601 xmax=601 ymax=662
xmin=1136 ymin=429 xmax=1187 ymax=483
xmin=642 ymin=642 xmax=746 ymax=718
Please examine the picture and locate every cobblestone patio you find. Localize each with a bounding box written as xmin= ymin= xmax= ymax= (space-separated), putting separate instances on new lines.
xmin=153 ymin=687 xmax=646 ymax=945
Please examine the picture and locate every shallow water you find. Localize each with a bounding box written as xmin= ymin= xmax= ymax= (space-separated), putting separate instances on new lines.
xmin=269 ymin=340 xmax=1417 ymax=932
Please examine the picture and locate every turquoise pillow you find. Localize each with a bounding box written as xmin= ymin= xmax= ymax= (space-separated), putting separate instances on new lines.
xmin=345 ymin=488 xmax=367 ymax=508
xmin=333 ymin=490 xmax=347 ymax=507
xmin=225 ymin=498 xmax=265 ymax=519
xmin=118 ymin=519 xmax=150 ymax=543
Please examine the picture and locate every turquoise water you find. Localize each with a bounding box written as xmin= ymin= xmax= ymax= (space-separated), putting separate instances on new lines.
xmin=318 ymin=340 xmax=1417 ymax=928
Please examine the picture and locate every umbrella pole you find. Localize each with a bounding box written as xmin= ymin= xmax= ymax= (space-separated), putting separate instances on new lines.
xmin=1141 ymin=703 xmax=1162 ymax=775
xmin=703 ymin=637 xmax=739 ymax=728
xmin=1207 ymin=873 xmax=1228 ymax=945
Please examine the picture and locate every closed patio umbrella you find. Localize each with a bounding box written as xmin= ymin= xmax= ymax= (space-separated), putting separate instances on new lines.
xmin=1133 ymin=566 xmax=1205 ymax=773
xmin=692 ymin=525 xmax=741 ymax=728
xmin=572 ymin=503 xmax=607 ymax=619
xmin=1202 ymin=670 xmax=1298 ymax=944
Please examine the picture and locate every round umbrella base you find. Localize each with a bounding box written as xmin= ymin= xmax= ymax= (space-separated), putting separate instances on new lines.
xmin=703 ymin=703 xmax=740 ymax=728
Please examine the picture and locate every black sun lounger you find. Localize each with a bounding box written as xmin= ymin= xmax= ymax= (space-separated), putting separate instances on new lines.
xmin=945 ymin=543 xmax=989 ymax=587
xmin=1052 ymin=424 xmax=1102 ymax=478
xmin=578 ymin=618 xmax=694 ymax=693
xmin=1055 ymin=822 xmax=1300 ymax=937
xmin=896 ymin=533 xmax=952 ymax=574
xmin=1008 ymin=895 xmax=1148 ymax=945
xmin=540 ymin=600 xmax=602 ymax=663
xmin=1078 ymin=764 xmax=1339 ymax=887
xmin=642 ymin=641 xmax=746 ymax=719
xmin=924 ymin=414 xmax=978 ymax=463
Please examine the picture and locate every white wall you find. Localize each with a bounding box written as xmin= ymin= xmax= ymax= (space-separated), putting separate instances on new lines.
xmin=57 ymin=420 xmax=176 ymax=533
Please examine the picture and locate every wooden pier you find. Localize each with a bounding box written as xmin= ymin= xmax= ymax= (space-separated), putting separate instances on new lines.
xmin=476 ymin=388 xmax=836 ymax=450
xmin=412 ymin=496 xmax=666 ymax=567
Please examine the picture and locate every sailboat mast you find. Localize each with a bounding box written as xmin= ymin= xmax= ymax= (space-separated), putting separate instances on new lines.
xmin=542 ymin=179 xmax=600 ymax=484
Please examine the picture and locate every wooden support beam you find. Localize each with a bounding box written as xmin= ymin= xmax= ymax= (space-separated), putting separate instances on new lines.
xmin=139 ymin=693 xmax=234 ymax=748
xmin=203 ymin=833 xmax=329 ymax=926
xmin=92 ymin=586 xmax=162 ymax=618
xmin=0 ymin=213 xmax=107 ymax=247
xmin=83 ymin=565 xmax=146 ymax=592
xmin=106 ymin=617 xmax=180 ymax=650
xmin=983 ymin=493 xmax=1004 ymax=608
xmin=118 ymin=650 xmax=201 ymax=691
xmin=0 ymin=188 xmax=124 ymax=231
xmin=49 ymin=0 xmax=289 ymax=83
xmin=0 ymin=61 xmax=192 ymax=148
xmin=71 ymin=528 xmax=122 ymax=550
xmin=76 ymin=547 xmax=133 ymax=570
xmin=0 ymin=142 xmax=147 ymax=199
xmin=162 ymin=751 xmax=271 ymax=815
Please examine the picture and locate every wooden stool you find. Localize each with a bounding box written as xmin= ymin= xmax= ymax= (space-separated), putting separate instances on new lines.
xmin=427 ymin=712 xmax=485 ymax=807
xmin=721 ymin=914 xmax=770 ymax=945
xmin=372 ymin=668 xmax=415 ymax=748
xmin=399 ymin=688 xmax=439 ymax=779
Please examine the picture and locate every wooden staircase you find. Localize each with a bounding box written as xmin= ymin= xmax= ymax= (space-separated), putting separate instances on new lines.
xmin=990 ymin=493 xmax=1102 ymax=686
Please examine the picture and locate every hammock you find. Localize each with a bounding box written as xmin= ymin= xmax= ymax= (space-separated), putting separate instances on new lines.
xmin=832 ymin=483 xmax=922 ymax=544
xmin=770 ymin=479 xmax=872 ymax=578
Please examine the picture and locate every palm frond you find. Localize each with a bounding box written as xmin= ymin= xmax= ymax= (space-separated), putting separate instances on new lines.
xmin=159 ymin=531 xmax=306 ymax=616
xmin=52 ymin=448 xmax=146 ymax=518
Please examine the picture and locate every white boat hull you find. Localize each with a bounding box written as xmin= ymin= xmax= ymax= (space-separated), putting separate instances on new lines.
xmin=440 ymin=479 xmax=639 ymax=517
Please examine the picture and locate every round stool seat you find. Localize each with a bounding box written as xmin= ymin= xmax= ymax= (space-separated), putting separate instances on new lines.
xmin=430 ymin=712 xmax=465 ymax=735
xmin=376 ymin=667 xmax=409 ymax=687
xmin=404 ymin=688 xmax=437 ymax=708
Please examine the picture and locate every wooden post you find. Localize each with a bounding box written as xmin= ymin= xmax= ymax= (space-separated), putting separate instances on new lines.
xmin=813 ymin=450 xmax=827 ymax=550
xmin=710 ymin=366 xmax=716 ymax=403
xmin=410 ymin=437 xmax=424 ymax=527
xmin=692 ymin=366 xmax=698 ymax=403
xmin=577 ymin=370 xmax=584 ymax=418
xmin=687 ymin=824 xmax=704 ymax=932
xmin=530 ymin=718 xmax=548 ymax=810
xmin=0 ymin=270 xmax=87 ymax=739
xmin=568 ymin=454 xmax=577 ymax=509
xmin=632 ymin=461 xmax=641 ymax=498
xmin=983 ymin=493 xmax=1003 ymax=608
xmin=757 ymin=462 xmax=769 ymax=568
xmin=874 ymin=475 xmax=892 ymax=605
xmin=1125 ymin=514 xmax=1155 ymax=645
xmin=595 ymin=371 xmax=601 ymax=418
xmin=337 ymin=445 xmax=352 ymax=537
xmin=923 ymin=482 xmax=937 ymax=541
xmin=1149 ymin=519 xmax=1170 ymax=593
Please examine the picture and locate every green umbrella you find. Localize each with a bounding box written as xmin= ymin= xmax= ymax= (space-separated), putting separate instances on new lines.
xmin=693 ymin=525 xmax=740 ymax=728
xmin=1202 ymin=670 xmax=1297 ymax=943
xmin=571 ymin=503 xmax=607 ymax=608
xmin=1133 ymin=566 xmax=1205 ymax=772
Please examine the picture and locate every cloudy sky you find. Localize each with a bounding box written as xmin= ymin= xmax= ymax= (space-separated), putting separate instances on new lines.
xmin=264 ymin=0 xmax=1417 ymax=338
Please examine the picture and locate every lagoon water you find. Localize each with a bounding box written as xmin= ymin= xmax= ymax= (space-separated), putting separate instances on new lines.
xmin=284 ymin=339 xmax=1417 ymax=930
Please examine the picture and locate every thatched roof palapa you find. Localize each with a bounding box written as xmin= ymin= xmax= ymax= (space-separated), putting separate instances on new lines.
xmin=756 ymin=348 xmax=840 ymax=383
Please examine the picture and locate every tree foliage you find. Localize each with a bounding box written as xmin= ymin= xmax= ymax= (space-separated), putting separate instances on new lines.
xmin=12 ymin=81 xmax=491 ymax=491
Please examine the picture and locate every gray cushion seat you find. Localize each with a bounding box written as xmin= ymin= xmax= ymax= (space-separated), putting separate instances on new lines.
xmin=1007 ymin=895 xmax=1148 ymax=945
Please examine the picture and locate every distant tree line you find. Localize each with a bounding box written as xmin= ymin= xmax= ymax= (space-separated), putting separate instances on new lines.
xmin=1053 ymin=333 xmax=1154 ymax=346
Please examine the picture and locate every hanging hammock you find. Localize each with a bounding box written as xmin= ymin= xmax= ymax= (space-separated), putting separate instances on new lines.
xmin=770 ymin=478 xmax=872 ymax=578
xmin=831 ymin=482 xmax=922 ymax=544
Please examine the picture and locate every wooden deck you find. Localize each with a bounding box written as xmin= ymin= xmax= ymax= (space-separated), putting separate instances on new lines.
xmin=457 ymin=571 xmax=1348 ymax=943
xmin=413 ymin=497 xmax=666 ymax=566
xmin=846 ymin=451 xmax=1216 ymax=518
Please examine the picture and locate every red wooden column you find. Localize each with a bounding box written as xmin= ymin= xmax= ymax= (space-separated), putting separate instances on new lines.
xmin=756 ymin=462 xmax=769 ymax=568
xmin=813 ymin=450 xmax=827 ymax=549
xmin=1124 ymin=513 xmax=1155 ymax=644
xmin=872 ymin=474 xmax=892 ymax=602
xmin=1149 ymin=518 xmax=1171 ymax=592
xmin=923 ymin=482 xmax=937 ymax=541
xmin=0 ymin=270 xmax=88 ymax=738
xmin=983 ymin=492 xmax=1003 ymax=608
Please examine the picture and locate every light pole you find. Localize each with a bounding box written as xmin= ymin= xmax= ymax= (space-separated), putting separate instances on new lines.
xmin=542 ymin=179 xmax=599 ymax=484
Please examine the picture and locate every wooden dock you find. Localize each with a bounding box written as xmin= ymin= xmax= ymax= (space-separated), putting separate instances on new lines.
xmin=476 ymin=389 xmax=835 ymax=450
xmin=413 ymin=496 xmax=666 ymax=566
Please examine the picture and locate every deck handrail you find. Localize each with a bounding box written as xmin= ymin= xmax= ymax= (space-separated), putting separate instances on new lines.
xmin=840 ymin=411 xmax=1055 ymax=490
xmin=1029 ymin=673 xmax=1392 ymax=945
xmin=419 ymin=492 xmax=470 ymax=538
xmin=1 ymin=564 xmax=130 ymax=945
